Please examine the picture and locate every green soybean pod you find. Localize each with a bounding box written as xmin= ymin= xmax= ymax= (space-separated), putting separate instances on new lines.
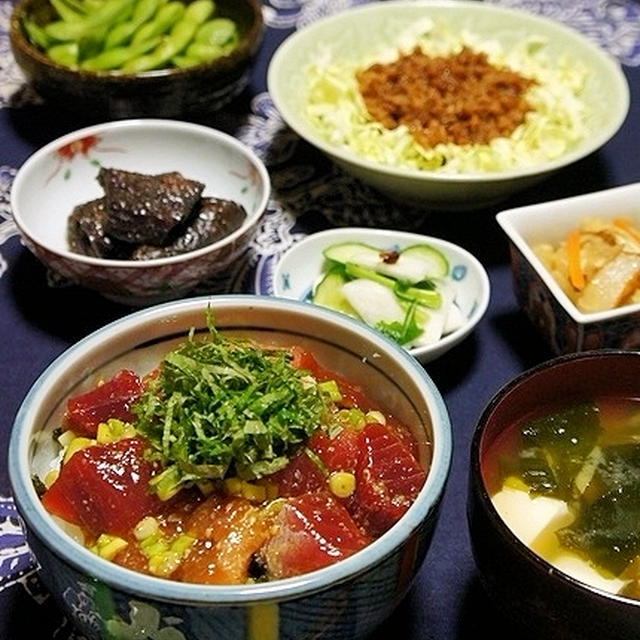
xmin=171 ymin=53 xmax=200 ymax=67
xmin=23 ymin=18 xmax=53 ymax=49
xmin=44 ymin=18 xmax=87 ymax=42
xmin=81 ymin=35 xmax=159 ymax=69
xmin=124 ymin=18 xmax=197 ymax=70
xmin=47 ymin=41 xmax=79 ymax=66
xmin=194 ymin=17 xmax=237 ymax=47
xmin=44 ymin=0 xmax=133 ymax=42
xmin=84 ymin=0 xmax=135 ymax=27
xmin=184 ymin=41 xmax=222 ymax=63
xmin=60 ymin=0 xmax=92 ymax=15
xmin=130 ymin=1 xmax=184 ymax=44
xmin=50 ymin=0 xmax=85 ymax=22
xmin=81 ymin=0 xmax=105 ymax=11
xmin=103 ymin=0 xmax=165 ymax=49
xmin=182 ymin=0 xmax=214 ymax=25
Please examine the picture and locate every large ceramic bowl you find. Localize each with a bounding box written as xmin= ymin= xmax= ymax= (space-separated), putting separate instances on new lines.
xmin=10 ymin=119 xmax=270 ymax=306
xmin=9 ymin=295 xmax=452 ymax=640
xmin=468 ymin=350 xmax=640 ymax=640
xmin=267 ymin=1 xmax=629 ymax=210
xmin=10 ymin=0 xmax=264 ymax=118
xmin=265 ymin=227 xmax=490 ymax=363
xmin=497 ymin=181 xmax=640 ymax=355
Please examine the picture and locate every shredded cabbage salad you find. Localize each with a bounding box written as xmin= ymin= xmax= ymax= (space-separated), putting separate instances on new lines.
xmin=304 ymin=18 xmax=590 ymax=174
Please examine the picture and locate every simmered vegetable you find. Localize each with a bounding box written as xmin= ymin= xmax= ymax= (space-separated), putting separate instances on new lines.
xmin=67 ymin=167 xmax=247 ymax=260
xmin=534 ymin=217 xmax=640 ymax=313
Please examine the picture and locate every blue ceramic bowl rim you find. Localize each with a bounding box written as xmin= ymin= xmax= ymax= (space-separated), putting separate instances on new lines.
xmin=470 ymin=348 xmax=640 ymax=606
xmin=9 ymin=294 xmax=452 ymax=605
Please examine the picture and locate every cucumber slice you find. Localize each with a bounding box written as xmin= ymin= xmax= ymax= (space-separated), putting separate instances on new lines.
xmin=399 ymin=244 xmax=449 ymax=278
xmin=312 ymin=267 xmax=358 ymax=317
xmin=323 ymin=242 xmax=382 ymax=265
xmin=324 ymin=241 xmax=449 ymax=284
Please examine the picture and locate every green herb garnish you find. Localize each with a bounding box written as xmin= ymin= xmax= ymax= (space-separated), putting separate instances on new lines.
xmin=377 ymin=301 xmax=423 ymax=345
xmin=134 ymin=317 xmax=329 ymax=490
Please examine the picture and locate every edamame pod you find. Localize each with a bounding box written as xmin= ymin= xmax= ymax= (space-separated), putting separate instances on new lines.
xmin=78 ymin=22 xmax=111 ymax=58
xmin=171 ymin=54 xmax=200 ymax=67
xmin=194 ymin=17 xmax=237 ymax=47
xmin=47 ymin=41 xmax=79 ymax=66
xmin=184 ymin=41 xmax=223 ymax=63
xmin=125 ymin=0 xmax=212 ymax=71
xmin=103 ymin=0 xmax=165 ymax=49
xmin=83 ymin=0 xmax=135 ymax=28
xmin=50 ymin=0 xmax=85 ymax=22
xmin=130 ymin=1 xmax=184 ymax=44
xmin=44 ymin=18 xmax=88 ymax=41
xmin=182 ymin=0 xmax=214 ymax=24
xmin=124 ymin=18 xmax=198 ymax=70
xmin=44 ymin=0 xmax=134 ymax=42
xmin=81 ymin=35 xmax=160 ymax=69
xmin=60 ymin=0 xmax=93 ymax=15
xmin=23 ymin=18 xmax=52 ymax=49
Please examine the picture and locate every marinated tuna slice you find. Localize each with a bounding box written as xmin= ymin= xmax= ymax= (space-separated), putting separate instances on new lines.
xmin=131 ymin=197 xmax=247 ymax=260
xmin=67 ymin=197 xmax=131 ymax=259
xmin=99 ymin=168 xmax=205 ymax=245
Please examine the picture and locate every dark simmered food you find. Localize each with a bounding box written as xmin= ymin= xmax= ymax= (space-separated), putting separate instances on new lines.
xmin=67 ymin=168 xmax=247 ymax=261
xmin=68 ymin=198 xmax=130 ymax=260
xmin=132 ymin=198 xmax=248 ymax=260
xmin=98 ymin=168 xmax=205 ymax=245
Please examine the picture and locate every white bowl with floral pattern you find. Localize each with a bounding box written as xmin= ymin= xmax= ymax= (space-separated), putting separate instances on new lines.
xmin=10 ymin=119 xmax=270 ymax=306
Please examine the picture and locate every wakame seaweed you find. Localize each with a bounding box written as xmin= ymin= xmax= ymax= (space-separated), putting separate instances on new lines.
xmin=558 ymin=444 xmax=640 ymax=575
xmin=517 ymin=402 xmax=601 ymax=500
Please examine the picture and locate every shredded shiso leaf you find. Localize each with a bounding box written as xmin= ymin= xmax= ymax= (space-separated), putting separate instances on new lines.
xmin=134 ymin=315 xmax=329 ymax=487
xmin=304 ymin=17 xmax=590 ymax=173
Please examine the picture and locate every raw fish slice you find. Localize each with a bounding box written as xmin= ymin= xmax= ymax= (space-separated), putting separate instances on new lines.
xmin=131 ymin=197 xmax=247 ymax=260
xmin=99 ymin=168 xmax=205 ymax=245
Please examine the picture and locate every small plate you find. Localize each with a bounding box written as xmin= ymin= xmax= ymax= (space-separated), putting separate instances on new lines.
xmin=269 ymin=227 xmax=491 ymax=363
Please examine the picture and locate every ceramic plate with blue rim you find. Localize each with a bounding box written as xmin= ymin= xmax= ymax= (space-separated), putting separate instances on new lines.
xmin=269 ymin=227 xmax=491 ymax=363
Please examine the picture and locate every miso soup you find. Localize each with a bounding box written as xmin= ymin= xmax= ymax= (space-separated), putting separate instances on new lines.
xmin=485 ymin=397 xmax=640 ymax=599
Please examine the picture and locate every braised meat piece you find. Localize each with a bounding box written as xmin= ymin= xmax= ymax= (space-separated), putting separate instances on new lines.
xmin=67 ymin=197 xmax=131 ymax=259
xmin=131 ymin=197 xmax=247 ymax=260
xmin=98 ymin=168 xmax=205 ymax=245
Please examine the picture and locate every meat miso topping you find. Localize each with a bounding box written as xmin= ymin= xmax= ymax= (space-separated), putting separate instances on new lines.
xmin=356 ymin=46 xmax=537 ymax=148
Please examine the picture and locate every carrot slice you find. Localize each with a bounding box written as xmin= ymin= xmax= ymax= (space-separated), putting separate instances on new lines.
xmin=567 ymin=229 xmax=585 ymax=291
xmin=613 ymin=217 xmax=640 ymax=244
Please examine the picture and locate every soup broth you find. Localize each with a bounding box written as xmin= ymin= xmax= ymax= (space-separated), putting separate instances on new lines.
xmin=486 ymin=397 xmax=640 ymax=599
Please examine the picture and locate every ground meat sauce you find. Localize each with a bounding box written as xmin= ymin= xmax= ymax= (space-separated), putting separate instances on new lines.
xmin=356 ymin=46 xmax=537 ymax=148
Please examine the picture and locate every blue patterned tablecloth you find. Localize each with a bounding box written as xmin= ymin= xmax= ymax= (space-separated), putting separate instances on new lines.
xmin=0 ymin=1 xmax=639 ymax=638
